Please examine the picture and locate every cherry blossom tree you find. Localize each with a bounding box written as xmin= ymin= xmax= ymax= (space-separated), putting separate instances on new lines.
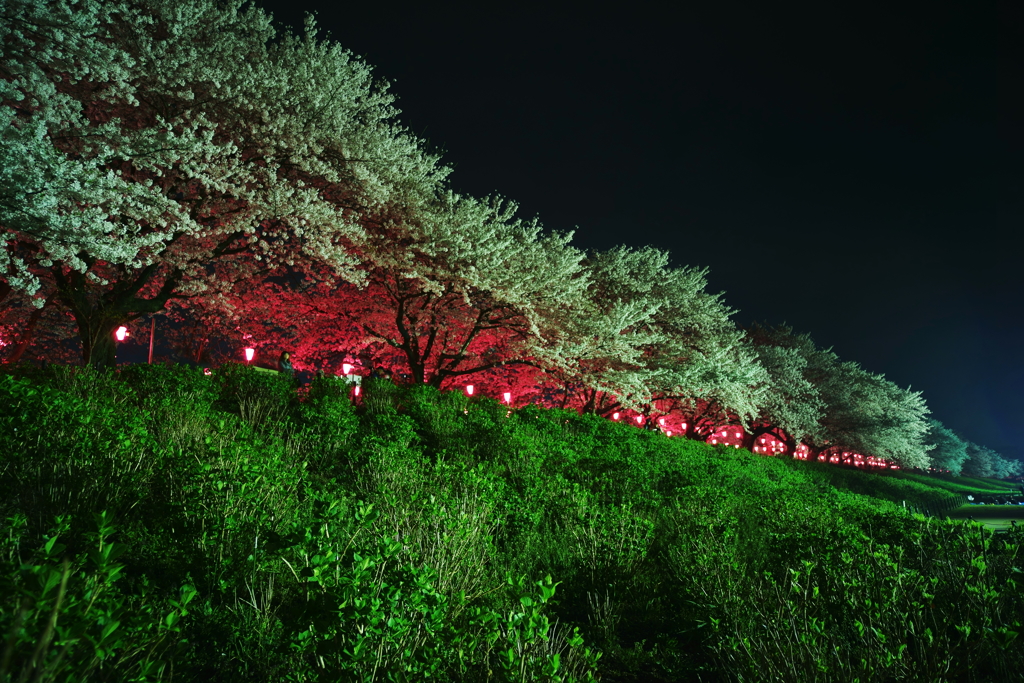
xmin=1 ymin=0 xmax=448 ymax=366
xmin=543 ymin=246 xmax=768 ymax=426
xmin=922 ymin=419 xmax=970 ymax=475
xmin=249 ymin=191 xmax=588 ymax=386
xmin=736 ymin=323 xmax=825 ymax=455
xmin=962 ymin=442 xmax=1022 ymax=479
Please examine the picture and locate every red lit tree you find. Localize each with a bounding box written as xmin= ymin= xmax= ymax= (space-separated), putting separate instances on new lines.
xmin=1 ymin=0 xmax=447 ymax=366
xmin=244 ymin=192 xmax=587 ymax=386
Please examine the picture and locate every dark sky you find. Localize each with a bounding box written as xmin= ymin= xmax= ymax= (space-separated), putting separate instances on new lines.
xmin=257 ymin=0 xmax=1021 ymax=465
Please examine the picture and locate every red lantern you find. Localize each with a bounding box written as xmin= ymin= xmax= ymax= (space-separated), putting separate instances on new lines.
xmin=503 ymin=392 xmax=512 ymax=404
xmin=342 ymin=363 xmax=352 ymax=375
xmin=465 ymin=384 xmax=474 ymax=396
xmin=115 ymin=326 xmax=129 ymax=341
xmin=244 ymin=347 xmax=255 ymax=362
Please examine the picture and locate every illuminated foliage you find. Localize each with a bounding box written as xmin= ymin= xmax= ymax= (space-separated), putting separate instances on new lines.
xmin=1 ymin=0 xmax=448 ymax=366
xmin=922 ymin=418 xmax=970 ymax=475
xmin=548 ymin=246 xmax=766 ymax=422
xmin=735 ymin=323 xmax=826 ymax=454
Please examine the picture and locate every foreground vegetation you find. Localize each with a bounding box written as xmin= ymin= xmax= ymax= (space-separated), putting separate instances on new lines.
xmin=1 ymin=365 xmax=1021 ymax=682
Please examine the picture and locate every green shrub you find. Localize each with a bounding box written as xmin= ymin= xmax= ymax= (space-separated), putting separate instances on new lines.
xmin=0 ymin=511 xmax=196 ymax=682
xmin=2 ymin=365 xmax=1020 ymax=682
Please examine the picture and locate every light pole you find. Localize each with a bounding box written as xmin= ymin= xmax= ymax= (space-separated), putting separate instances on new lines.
xmin=148 ymin=317 xmax=155 ymax=364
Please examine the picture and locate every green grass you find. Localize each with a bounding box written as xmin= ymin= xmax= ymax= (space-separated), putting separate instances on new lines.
xmin=948 ymin=505 xmax=1024 ymax=533
xmin=897 ymin=471 xmax=1020 ymax=495
xmin=1 ymin=365 xmax=1021 ymax=682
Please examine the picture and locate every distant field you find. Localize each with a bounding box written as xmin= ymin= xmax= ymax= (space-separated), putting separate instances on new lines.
xmin=947 ymin=504 xmax=1024 ymax=532
xmin=896 ymin=472 xmax=1021 ymax=495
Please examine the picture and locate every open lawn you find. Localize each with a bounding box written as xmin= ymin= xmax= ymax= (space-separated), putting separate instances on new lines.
xmin=948 ymin=504 xmax=1024 ymax=532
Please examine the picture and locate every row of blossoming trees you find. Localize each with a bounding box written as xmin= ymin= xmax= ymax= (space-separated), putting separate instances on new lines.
xmin=1 ymin=0 xmax=1019 ymax=478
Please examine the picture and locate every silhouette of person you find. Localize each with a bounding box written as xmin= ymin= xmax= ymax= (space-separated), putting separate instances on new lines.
xmin=278 ymin=351 xmax=295 ymax=378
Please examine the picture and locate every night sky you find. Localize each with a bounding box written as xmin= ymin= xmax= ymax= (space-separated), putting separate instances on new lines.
xmin=256 ymin=0 xmax=1020 ymax=465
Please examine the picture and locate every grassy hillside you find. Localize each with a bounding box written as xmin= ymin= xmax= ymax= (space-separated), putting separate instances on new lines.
xmin=1 ymin=365 xmax=1021 ymax=682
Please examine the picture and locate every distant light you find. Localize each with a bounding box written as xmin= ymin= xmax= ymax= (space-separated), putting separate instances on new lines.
xmin=115 ymin=326 xmax=128 ymax=341
xmin=659 ymin=418 xmax=665 ymax=425
xmin=244 ymin=347 xmax=255 ymax=362
xmin=354 ymin=386 xmax=361 ymax=396
xmin=342 ymin=363 xmax=352 ymax=375
xmin=681 ymin=423 xmax=687 ymax=430
xmin=760 ymin=438 xmax=766 ymax=444
xmin=636 ymin=416 xmax=643 ymax=424
xmin=465 ymin=384 xmax=474 ymax=396
xmin=203 ymin=368 xmax=212 ymax=376
xmin=666 ymin=430 xmax=672 ymax=437
xmin=712 ymin=439 xmax=718 ymax=444
xmin=613 ymin=412 xmax=620 ymax=420
xmin=503 ymin=392 xmax=512 ymax=404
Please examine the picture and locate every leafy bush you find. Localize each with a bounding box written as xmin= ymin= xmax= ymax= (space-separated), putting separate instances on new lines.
xmin=1 ymin=366 xmax=1020 ymax=681
xmin=0 ymin=511 xmax=196 ymax=682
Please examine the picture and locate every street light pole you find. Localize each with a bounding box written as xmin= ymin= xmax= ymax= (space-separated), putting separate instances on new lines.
xmin=148 ymin=317 xmax=155 ymax=364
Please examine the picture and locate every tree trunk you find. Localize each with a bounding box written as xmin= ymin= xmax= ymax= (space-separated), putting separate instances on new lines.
xmin=6 ymin=296 xmax=53 ymax=364
xmin=53 ymin=264 xmax=180 ymax=368
xmin=778 ymin=432 xmax=797 ymax=457
xmin=73 ymin=310 xmax=121 ymax=368
xmin=807 ymin=444 xmax=826 ymax=461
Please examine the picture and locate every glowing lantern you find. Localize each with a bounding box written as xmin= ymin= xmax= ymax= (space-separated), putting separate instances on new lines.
xmin=354 ymin=386 xmax=361 ymax=396
xmin=711 ymin=439 xmax=717 ymax=444
xmin=115 ymin=326 xmax=128 ymax=341
xmin=681 ymin=423 xmax=687 ymax=430
xmin=636 ymin=416 xmax=643 ymax=424
xmin=342 ymin=363 xmax=352 ymax=375
xmin=503 ymin=392 xmax=512 ymax=404
xmin=658 ymin=418 xmax=664 ymax=425
xmin=203 ymin=368 xmax=212 ymax=376
xmin=465 ymin=384 xmax=474 ymax=396
xmin=666 ymin=430 xmax=672 ymax=436
xmin=612 ymin=412 xmax=620 ymax=420
xmin=244 ymin=347 xmax=255 ymax=362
